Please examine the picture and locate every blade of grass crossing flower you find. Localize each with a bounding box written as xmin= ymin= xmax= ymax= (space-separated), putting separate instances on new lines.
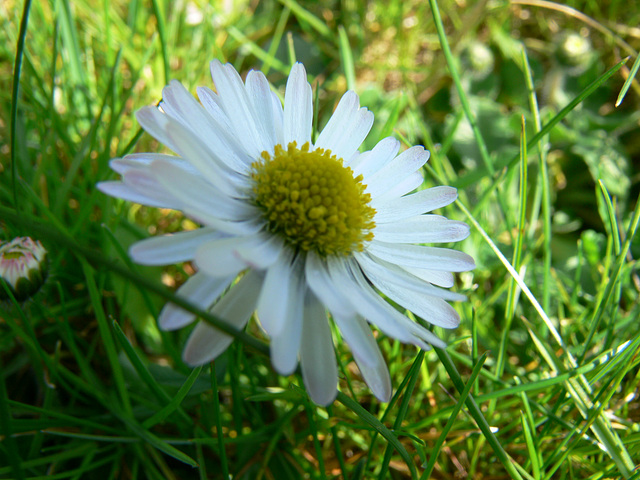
xmin=338 ymin=26 xmax=356 ymax=91
xmin=280 ymin=0 xmax=332 ymax=38
xmin=0 ymin=205 xmax=271 ymax=357
xmin=10 ymin=0 xmax=32 ymax=214
xmin=421 ymin=351 xmax=488 ymax=479
xmin=378 ymin=351 xmax=425 ymax=480
xmin=81 ymin=259 xmax=133 ymax=417
xmin=616 ymin=54 xmax=640 ymax=106
xmin=336 ymin=391 xmax=418 ymax=480
xmin=150 ymin=0 xmax=170 ymax=85
xmin=210 ymin=362 xmax=230 ymax=479
xmin=434 ymin=347 xmax=524 ymax=480
xmin=521 ymin=46 xmax=552 ymax=311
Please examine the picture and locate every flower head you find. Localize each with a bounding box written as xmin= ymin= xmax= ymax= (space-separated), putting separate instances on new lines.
xmin=0 ymin=237 xmax=48 ymax=302
xmin=99 ymin=60 xmax=475 ymax=405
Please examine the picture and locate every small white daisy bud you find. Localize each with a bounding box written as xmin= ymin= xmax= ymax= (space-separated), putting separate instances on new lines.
xmin=0 ymin=236 xmax=48 ymax=302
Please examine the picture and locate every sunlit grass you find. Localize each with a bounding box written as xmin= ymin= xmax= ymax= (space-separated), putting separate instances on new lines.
xmin=2 ymin=0 xmax=640 ymax=478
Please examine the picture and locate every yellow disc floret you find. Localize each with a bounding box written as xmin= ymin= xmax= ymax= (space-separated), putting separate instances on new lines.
xmin=251 ymin=142 xmax=376 ymax=256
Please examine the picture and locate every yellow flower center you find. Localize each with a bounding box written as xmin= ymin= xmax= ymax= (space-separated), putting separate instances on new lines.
xmin=250 ymin=142 xmax=376 ymax=256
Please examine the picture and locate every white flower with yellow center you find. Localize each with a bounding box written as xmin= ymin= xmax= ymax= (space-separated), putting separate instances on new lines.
xmin=98 ymin=61 xmax=475 ymax=406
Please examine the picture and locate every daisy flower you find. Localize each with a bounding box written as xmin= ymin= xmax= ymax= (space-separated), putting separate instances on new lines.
xmin=98 ymin=60 xmax=475 ymax=406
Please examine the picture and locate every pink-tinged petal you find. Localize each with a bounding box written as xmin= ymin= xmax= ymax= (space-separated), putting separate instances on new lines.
xmin=300 ymin=293 xmax=338 ymax=406
xmin=283 ymin=63 xmax=313 ymax=146
xmin=136 ymin=106 xmax=181 ymax=153
xmin=150 ymin=158 xmax=257 ymax=222
xmin=129 ymin=228 xmax=224 ymax=266
xmin=109 ymin=153 xmax=189 ymax=175
xmin=137 ymin=105 xmax=246 ymax=198
xmin=182 ymin=270 xmax=263 ymax=365
xmin=162 ymin=80 xmax=253 ymax=172
xmin=367 ymin=241 xmax=476 ymax=272
xmin=373 ymin=186 xmax=458 ymax=223
xmin=351 ymin=137 xmax=400 ymax=179
xmin=97 ymin=181 xmax=174 ymax=209
xmin=158 ymin=272 xmax=236 ymax=330
xmin=373 ymin=215 xmax=470 ymax=244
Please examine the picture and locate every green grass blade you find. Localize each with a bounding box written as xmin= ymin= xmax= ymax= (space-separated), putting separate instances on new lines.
xmin=421 ymin=351 xmax=488 ymax=479
xmin=336 ymin=391 xmax=418 ymax=480
xmin=616 ymin=55 xmax=639 ymax=106
xmin=338 ymin=25 xmax=356 ymax=91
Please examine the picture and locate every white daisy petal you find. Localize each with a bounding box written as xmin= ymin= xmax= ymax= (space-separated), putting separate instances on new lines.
xmin=210 ymin=60 xmax=269 ymax=155
xmin=136 ymin=106 xmax=181 ymax=153
xmin=350 ymin=323 xmax=392 ymax=402
xmin=270 ymin=262 xmax=305 ymax=375
xmin=365 ymin=146 xmax=429 ymax=198
xmin=245 ymin=70 xmax=278 ymax=151
xmin=305 ymin=252 xmax=357 ymax=318
xmin=137 ymin=105 xmax=247 ymax=198
xmin=270 ymin=91 xmax=285 ymax=145
xmin=355 ymin=252 xmax=462 ymax=329
xmin=97 ymin=181 xmax=173 ymax=209
xmin=100 ymin=60 xmax=474 ymax=404
xmin=150 ymin=158 xmax=258 ymax=223
xmin=283 ymin=63 xmax=312 ymax=146
xmin=256 ymin=248 xmax=295 ymax=336
xmin=195 ymin=233 xmax=282 ymax=277
xmin=129 ymin=228 xmax=224 ymax=266
xmin=356 ymin=252 xmax=467 ymax=303
xmin=373 ymin=186 xmax=458 ymax=223
xmin=182 ymin=270 xmax=263 ymax=365
xmin=402 ymin=267 xmax=454 ymax=288
xmin=373 ymin=215 xmax=471 ymax=244
xmin=300 ymin=293 xmax=338 ymax=406
xmin=110 ymin=153 xmax=188 ymax=174
xmin=315 ymin=91 xmax=374 ymax=161
xmin=158 ymin=272 xmax=236 ymax=330
xmin=372 ymin=171 xmax=424 ymax=203
xmin=351 ymin=137 xmax=400 ymax=179
xmin=367 ymin=241 xmax=476 ymax=272
xmin=333 ymin=314 xmax=379 ymax=368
